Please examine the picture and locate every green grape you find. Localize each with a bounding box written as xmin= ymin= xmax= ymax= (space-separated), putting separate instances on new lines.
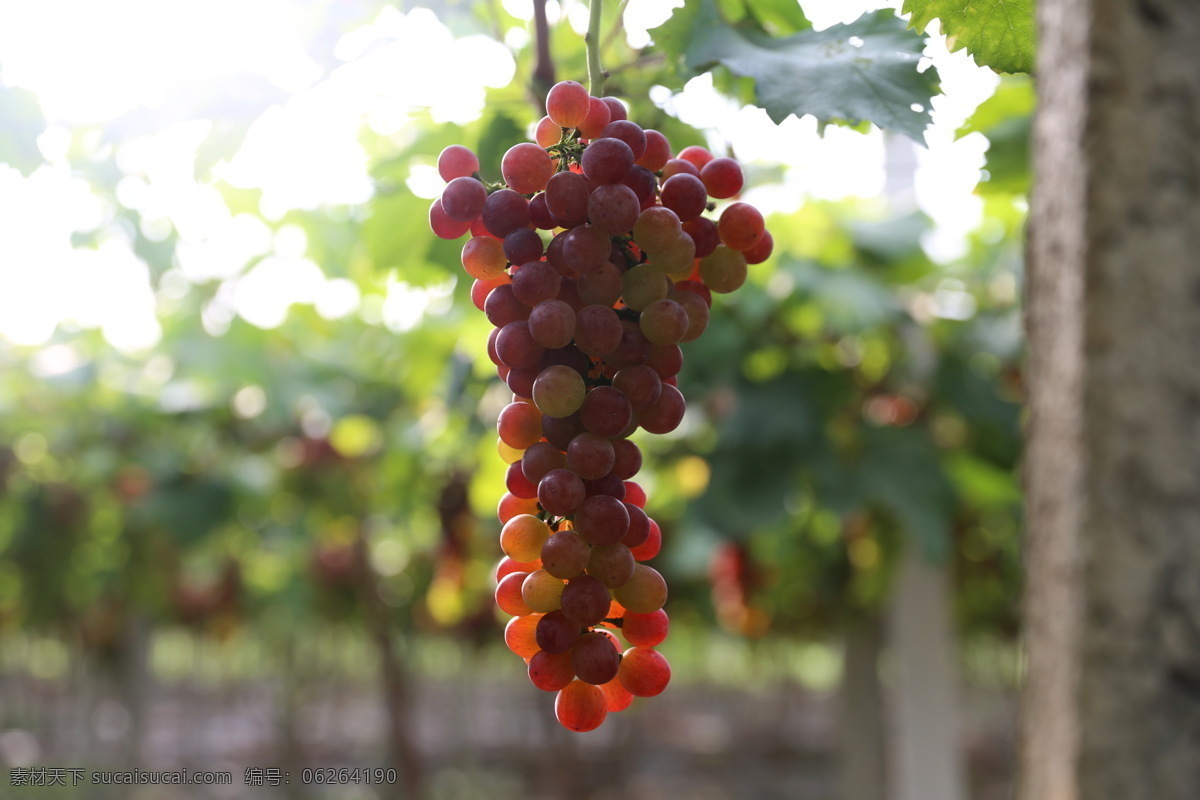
xmin=612 ymin=564 xmax=667 ymax=613
xmin=522 ymin=568 xmax=566 ymax=612
xmin=621 ymin=264 xmax=670 ymax=311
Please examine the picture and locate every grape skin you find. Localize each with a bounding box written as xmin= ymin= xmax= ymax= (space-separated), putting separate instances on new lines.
xmin=529 ymin=649 xmax=575 ymax=691
xmin=547 ymin=80 xmax=590 ymax=128
xmin=618 ymin=646 xmax=672 ymax=696
xmin=571 ymin=631 xmax=621 ymax=685
xmin=622 ymin=609 xmax=669 ymax=647
xmin=555 ymin=680 xmax=607 ymax=732
xmin=438 ymin=145 xmax=479 ymax=181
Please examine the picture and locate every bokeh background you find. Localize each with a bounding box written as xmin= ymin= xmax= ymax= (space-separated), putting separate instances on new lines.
xmin=0 ymin=0 xmax=1031 ymax=798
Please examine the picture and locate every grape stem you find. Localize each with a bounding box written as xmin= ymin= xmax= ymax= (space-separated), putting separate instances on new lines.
xmin=601 ymin=616 xmax=624 ymax=628
xmin=585 ymin=0 xmax=607 ymax=96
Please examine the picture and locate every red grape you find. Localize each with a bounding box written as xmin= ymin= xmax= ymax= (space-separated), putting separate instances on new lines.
xmin=546 ymin=171 xmax=590 ymax=226
xmin=600 ymin=97 xmax=627 ymax=122
xmin=481 ymin=189 xmax=531 ymax=237
xmin=600 ymin=120 xmax=647 ymax=160
xmin=660 ymin=173 xmax=708 ymax=221
xmin=560 ymin=574 xmax=612 ymax=627
xmin=496 ymin=572 xmax=533 ymax=616
xmin=630 ymin=518 xmax=661 ymax=561
xmin=623 ymin=609 xmax=669 ymax=647
xmin=438 ymin=144 xmax=479 ymax=181
xmin=536 ymin=609 xmax=580 ymax=654
xmin=637 ymin=130 xmax=671 ymax=171
xmin=555 ymin=680 xmax=607 ymax=731
xmin=547 ymin=80 xmax=591 ymax=128
xmin=700 ymin=156 xmax=744 ymax=199
xmin=581 ymin=137 xmax=634 ymax=185
xmin=538 ymin=468 xmax=586 ymax=516
xmin=718 ymin=202 xmax=766 ymax=251
xmin=618 ymin=647 xmax=671 ymax=696
xmin=529 ymin=649 xmax=575 ymax=691
xmin=541 ymin=530 xmax=592 ymax=579
xmin=504 ymin=613 xmax=543 ymax=658
xmin=441 ymin=176 xmax=487 ymax=221
xmin=429 ymin=198 xmax=472 ymax=239
xmin=578 ymin=96 xmax=612 ymax=139
xmin=571 ymin=631 xmax=621 ymax=685
xmin=677 ymin=145 xmax=714 ymax=169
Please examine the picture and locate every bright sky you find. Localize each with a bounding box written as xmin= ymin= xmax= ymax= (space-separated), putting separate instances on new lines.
xmin=0 ymin=0 xmax=998 ymax=351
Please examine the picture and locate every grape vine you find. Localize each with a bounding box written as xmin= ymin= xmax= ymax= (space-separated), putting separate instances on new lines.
xmin=428 ymin=78 xmax=771 ymax=732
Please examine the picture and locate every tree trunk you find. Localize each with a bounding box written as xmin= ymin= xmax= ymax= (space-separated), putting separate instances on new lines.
xmin=276 ymin=635 xmax=310 ymax=800
xmin=118 ymin=614 xmax=151 ymax=767
xmin=888 ymin=548 xmax=966 ymax=800
xmin=355 ymin=532 xmax=424 ymax=800
xmin=1021 ymin=2 xmax=1200 ymax=798
xmin=838 ymin=614 xmax=885 ymax=800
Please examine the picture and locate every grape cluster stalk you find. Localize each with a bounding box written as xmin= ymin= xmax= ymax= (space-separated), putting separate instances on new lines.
xmin=427 ymin=80 xmax=771 ymax=732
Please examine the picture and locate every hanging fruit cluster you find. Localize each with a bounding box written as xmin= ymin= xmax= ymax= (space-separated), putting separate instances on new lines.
xmin=428 ymin=79 xmax=771 ymax=731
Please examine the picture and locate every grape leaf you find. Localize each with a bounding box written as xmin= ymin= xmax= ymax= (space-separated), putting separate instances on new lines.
xmin=741 ymin=0 xmax=813 ymax=35
xmin=902 ymin=0 xmax=1035 ymax=74
xmin=650 ymin=2 xmax=939 ymax=143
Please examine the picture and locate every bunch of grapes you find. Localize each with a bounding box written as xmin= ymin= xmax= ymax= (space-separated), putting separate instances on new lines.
xmin=428 ymin=80 xmax=771 ymax=732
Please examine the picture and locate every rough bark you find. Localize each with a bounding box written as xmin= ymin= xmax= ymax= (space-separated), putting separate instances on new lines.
xmin=1018 ymin=0 xmax=1089 ymax=797
xmin=888 ymin=549 xmax=966 ymax=800
xmin=1021 ymin=2 xmax=1200 ymax=798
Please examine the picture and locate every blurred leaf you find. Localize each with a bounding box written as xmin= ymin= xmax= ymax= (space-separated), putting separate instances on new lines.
xmin=721 ymin=372 xmax=825 ymax=449
xmin=934 ymin=353 xmax=1021 ymax=465
xmin=139 ymin=473 xmax=235 ymax=545
xmin=944 ymin=451 xmax=1019 ymax=508
xmin=700 ymin=371 xmax=850 ymax=532
xmin=364 ymin=162 xmax=446 ymax=283
xmin=849 ymin=210 xmax=931 ymax=265
xmin=857 ymin=426 xmax=955 ymax=561
xmin=0 ymin=86 xmax=47 ymax=176
xmin=787 ymin=260 xmax=902 ymax=333
xmin=960 ymin=76 xmax=1033 ymax=195
xmin=476 ymin=111 xmax=526 ymax=184
xmin=959 ymin=75 xmax=1034 ymax=135
xmin=902 ymin=0 xmax=1035 ymax=74
xmin=651 ymin=3 xmax=939 ymax=142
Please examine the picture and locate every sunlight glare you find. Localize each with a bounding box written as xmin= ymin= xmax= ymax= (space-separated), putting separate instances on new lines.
xmin=0 ymin=0 xmax=320 ymax=123
xmin=383 ymin=278 xmax=456 ymax=333
xmin=233 ymin=256 xmax=326 ymax=329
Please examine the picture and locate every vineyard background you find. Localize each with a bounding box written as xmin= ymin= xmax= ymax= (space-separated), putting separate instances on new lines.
xmin=0 ymin=0 xmax=1033 ymax=798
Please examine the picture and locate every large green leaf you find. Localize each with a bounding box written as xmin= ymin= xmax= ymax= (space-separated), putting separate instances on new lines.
xmin=902 ymin=0 xmax=1035 ymax=74
xmin=650 ymin=2 xmax=939 ymax=142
